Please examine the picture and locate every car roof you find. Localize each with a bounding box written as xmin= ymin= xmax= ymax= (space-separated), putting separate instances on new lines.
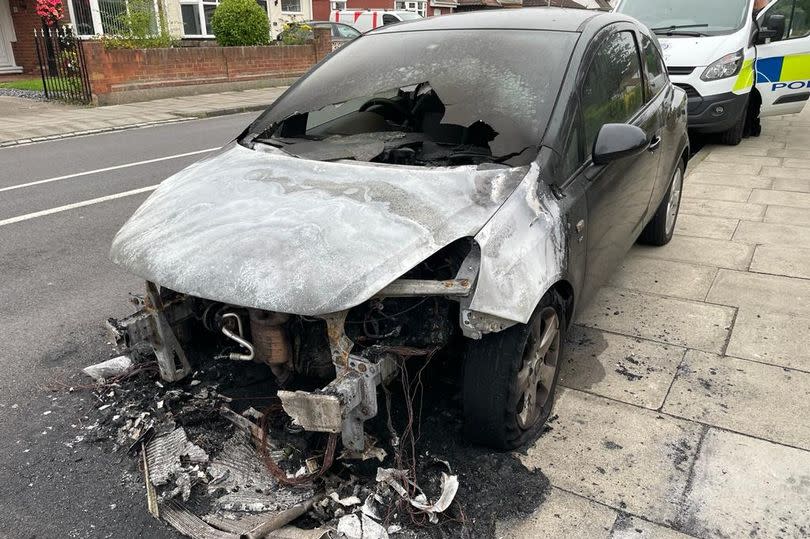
xmin=372 ymin=7 xmax=631 ymax=34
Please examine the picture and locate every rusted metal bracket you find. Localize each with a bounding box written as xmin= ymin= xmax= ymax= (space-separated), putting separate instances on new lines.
xmin=375 ymin=278 xmax=472 ymax=298
xmin=278 ymin=353 xmax=395 ymax=451
xmin=145 ymin=282 xmax=192 ymax=382
xmin=278 ymin=308 xmax=396 ymax=452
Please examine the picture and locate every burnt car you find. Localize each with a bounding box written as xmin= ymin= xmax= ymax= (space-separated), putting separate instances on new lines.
xmin=109 ymin=8 xmax=688 ymax=450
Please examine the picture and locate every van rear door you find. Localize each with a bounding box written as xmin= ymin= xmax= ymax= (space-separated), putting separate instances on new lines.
xmin=756 ymin=0 xmax=810 ymax=116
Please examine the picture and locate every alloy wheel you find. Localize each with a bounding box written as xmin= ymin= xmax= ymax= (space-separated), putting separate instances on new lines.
xmin=665 ymin=167 xmax=683 ymax=236
xmin=515 ymin=307 xmax=560 ymax=429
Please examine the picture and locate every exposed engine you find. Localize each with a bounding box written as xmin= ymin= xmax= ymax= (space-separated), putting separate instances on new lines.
xmin=108 ymin=239 xmax=475 ymax=454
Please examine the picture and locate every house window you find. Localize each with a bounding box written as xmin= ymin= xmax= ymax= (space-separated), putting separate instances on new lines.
xmin=69 ymin=0 xmax=159 ymax=36
xmin=282 ymin=0 xmax=302 ymax=12
xmin=330 ymin=0 xmax=346 ymax=10
xmin=395 ymin=0 xmax=425 ymax=15
xmin=179 ymin=0 xmax=273 ymax=36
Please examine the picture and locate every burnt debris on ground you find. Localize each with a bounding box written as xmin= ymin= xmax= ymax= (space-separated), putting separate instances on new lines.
xmin=74 ymin=348 xmax=549 ymax=538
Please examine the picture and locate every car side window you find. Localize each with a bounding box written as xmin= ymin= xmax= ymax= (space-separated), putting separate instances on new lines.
xmin=641 ymin=34 xmax=668 ymax=100
xmin=581 ymin=31 xmax=645 ymax=154
xmin=561 ymin=106 xmax=585 ymax=179
xmin=765 ymin=0 xmax=810 ymax=39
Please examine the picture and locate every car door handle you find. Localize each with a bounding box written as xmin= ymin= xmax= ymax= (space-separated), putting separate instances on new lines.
xmin=648 ymin=135 xmax=662 ymax=152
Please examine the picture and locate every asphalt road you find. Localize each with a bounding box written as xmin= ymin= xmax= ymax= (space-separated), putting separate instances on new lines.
xmin=0 ymin=113 xmax=260 ymax=539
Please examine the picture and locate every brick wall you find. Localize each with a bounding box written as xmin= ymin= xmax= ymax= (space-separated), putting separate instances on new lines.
xmin=82 ymin=27 xmax=331 ymax=104
xmin=9 ymin=0 xmax=72 ymax=74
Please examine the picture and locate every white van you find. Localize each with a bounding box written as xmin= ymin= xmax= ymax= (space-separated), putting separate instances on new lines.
xmin=330 ymin=10 xmax=422 ymax=33
xmin=616 ymin=0 xmax=810 ymax=144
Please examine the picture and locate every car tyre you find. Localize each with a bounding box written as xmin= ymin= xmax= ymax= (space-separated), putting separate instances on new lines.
xmin=462 ymin=291 xmax=566 ymax=450
xmin=719 ymin=97 xmax=748 ymax=145
xmin=639 ymin=160 xmax=685 ymax=246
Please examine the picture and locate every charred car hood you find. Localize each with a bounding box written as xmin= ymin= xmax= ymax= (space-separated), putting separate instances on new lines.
xmin=110 ymin=143 xmax=528 ymax=315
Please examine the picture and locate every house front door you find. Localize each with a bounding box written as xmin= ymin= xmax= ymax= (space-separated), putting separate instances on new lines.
xmin=0 ymin=0 xmax=22 ymax=73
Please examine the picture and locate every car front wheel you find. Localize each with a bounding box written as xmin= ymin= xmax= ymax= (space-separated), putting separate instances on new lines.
xmin=638 ymin=160 xmax=684 ymax=246
xmin=462 ymin=291 xmax=565 ymax=450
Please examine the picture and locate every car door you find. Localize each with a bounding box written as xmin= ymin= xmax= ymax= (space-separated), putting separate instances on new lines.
xmin=640 ymin=31 xmax=680 ymax=211
xmin=579 ymin=27 xmax=663 ymax=301
xmin=756 ymin=0 xmax=810 ymax=116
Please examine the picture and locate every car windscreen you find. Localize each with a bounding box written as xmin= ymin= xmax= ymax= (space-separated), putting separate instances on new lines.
xmin=618 ymin=0 xmax=749 ymax=36
xmin=245 ymin=29 xmax=577 ymax=167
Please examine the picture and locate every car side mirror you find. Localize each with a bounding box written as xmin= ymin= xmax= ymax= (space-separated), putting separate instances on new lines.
xmin=592 ymin=123 xmax=649 ymax=166
xmin=758 ymin=13 xmax=786 ymax=44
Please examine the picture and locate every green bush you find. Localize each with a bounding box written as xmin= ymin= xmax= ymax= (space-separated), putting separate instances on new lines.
xmin=211 ymin=0 xmax=270 ymax=46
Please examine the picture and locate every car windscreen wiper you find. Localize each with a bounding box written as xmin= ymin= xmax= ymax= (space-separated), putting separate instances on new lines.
xmin=651 ymin=24 xmax=709 ymax=36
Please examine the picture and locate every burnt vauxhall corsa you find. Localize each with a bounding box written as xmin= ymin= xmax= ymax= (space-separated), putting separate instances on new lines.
xmin=108 ymin=8 xmax=689 ymax=450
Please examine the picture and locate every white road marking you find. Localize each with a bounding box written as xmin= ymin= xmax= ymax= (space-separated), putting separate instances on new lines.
xmin=0 ymin=147 xmax=217 ymax=193
xmin=0 ymin=185 xmax=157 ymax=227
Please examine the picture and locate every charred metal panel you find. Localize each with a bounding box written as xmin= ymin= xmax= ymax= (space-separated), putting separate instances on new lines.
xmin=468 ymin=164 xmax=567 ymax=325
xmin=110 ymin=143 xmax=528 ymax=316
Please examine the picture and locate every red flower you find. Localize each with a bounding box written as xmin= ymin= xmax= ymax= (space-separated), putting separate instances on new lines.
xmin=36 ymin=0 xmax=64 ymax=26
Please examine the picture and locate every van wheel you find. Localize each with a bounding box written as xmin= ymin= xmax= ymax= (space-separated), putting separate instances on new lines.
xmin=719 ymin=98 xmax=748 ymax=145
xmin=639 ymin=160 xmax=684 ymax=246
xmin=462 ymin=291 xmax=565 ymax=450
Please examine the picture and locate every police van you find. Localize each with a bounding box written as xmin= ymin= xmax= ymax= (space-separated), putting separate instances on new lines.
xmin=616 ymin=0 xmax=810 ymax=144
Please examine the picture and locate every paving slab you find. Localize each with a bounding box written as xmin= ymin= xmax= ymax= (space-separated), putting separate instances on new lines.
xmin=749 ymin=188 xmax=810 ymax=209
xmin=702 ymin=154 xmax=781 ymax=167
xmin=609 ymin=255 xmax=717 ymax=301
xmin=521 ymin=389 xmax=703 ymax=525
xmin=610 ymin=515 xmax=695 ymax=539
xmin=664 ymin=351 xmax=810 ymax=450
xmin=764 ymin=204 xmax=810 ymax=227
xmin=679 ymin=197 xmax=766 ymax=221
xmin=685 ymin=172 xmax=772 ymax=190
xmin=771 ymin=177 xmax=810 ymax=192
xmin=673 ymin=214 xmax=739 ymax=240
xmin=733 ymin=221 xmax=810 ymax=248
xmin=749 ymin=244 xmax=810 ymax=279
xmin=760 ymin=165 xmax=810 ymax=179
xmin=680 ymin=428 xmax=810 ymax=538
xmin=767 ymin=148 xmax=810 ymax=158
xmin=561 ymin=325 xmax=685 ymax=410
xmin=782 ymin=158 xmax=810 ymax=169
xmin=703 ymin=145 xmax=770 ymax=157
xmin=690 ymin=162 xmax=763 ymax=175
xmin=706 ymin=269 xmax=810 ymax=316
xmin=726 ymin=308 xmax=810 ymax=372
xmin=497 ymin=487 xmax=617 ymax=539
xmin=631 ymin=236 xmax=753 ymax=271
xmin=577 ymin=287 xmax=734 ymax=353
xmin=681 ymin=183 xmax=752 ymax=202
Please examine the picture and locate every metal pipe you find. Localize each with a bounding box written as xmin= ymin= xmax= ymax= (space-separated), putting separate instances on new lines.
xmin=221 ymin=312 xmax=255 ymax=361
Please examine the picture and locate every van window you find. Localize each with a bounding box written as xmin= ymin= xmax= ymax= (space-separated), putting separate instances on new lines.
xmin=765 ymin=0 xmax=810 ymax=39
xmin=335 ymin=23 xmax=360 ymax=38
xmin=382 ymin=14 xmax=399 ymax=25
xmin=581 ymin=31 xmax=644 ymax=153
xmin=619 ymin=0 xmax=749 ymax=36
xmin=641 ymin=34 xmax=668 ymax=99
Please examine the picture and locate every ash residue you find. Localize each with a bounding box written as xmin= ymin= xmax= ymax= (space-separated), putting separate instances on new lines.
xmin=75 ymin=350 xmax=551 ymax=538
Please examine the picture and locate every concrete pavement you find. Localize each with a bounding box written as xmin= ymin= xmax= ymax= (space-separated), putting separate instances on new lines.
xmin=501 ymin=105 xmax=810 ymax=538
xmin=0 ymin=86 xmax=286 ymax=147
